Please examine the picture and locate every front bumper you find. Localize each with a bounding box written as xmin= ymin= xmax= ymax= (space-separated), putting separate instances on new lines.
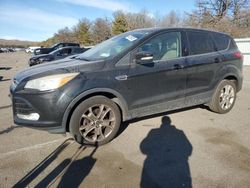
xmin=11 ymin=88 xmax=73 ymax=133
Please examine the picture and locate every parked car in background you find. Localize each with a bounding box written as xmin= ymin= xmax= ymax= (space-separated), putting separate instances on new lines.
xmin=26 ymin=46 xmax=40 ymax=53
xmin=29 ymin=46 xmax=89 ymax=66
xmin=11 ymin=28 xmax=243 ymax=146
xmin=0 ymin=48 xmax=15 ymax=53
xmin=34 ymin=42 xmax=80 ymax=55
xmin=8 ymin=48 xmax=15 ymax=52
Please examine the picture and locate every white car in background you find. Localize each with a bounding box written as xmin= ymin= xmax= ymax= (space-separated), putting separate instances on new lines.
xmin=25 ymin=46 xmax=40 ymax=53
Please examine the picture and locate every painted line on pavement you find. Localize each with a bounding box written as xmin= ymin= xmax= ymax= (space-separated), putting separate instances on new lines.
xmin=0 ymin=138 xmax=72 ymax=159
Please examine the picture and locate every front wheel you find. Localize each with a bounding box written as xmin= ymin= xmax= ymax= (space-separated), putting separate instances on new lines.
xmin=69 ymin=96 xmax=121 ymax=146
xmin=208 ymin=80 xmax=237 ymax=114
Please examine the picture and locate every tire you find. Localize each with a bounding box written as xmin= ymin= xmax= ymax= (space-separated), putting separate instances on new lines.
xmin=208 ymin=80 xmax=237 ymax=114
xmin=69 ymin=96 xmax=121 ymax=146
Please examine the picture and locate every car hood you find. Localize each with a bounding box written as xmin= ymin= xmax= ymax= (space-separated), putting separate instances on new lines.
xmin=14 ymin=57 xmax=105 ymax=83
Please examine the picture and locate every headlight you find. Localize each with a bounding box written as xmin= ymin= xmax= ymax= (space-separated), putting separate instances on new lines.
xmin=24 ymin=73 xmax=79 ymax=91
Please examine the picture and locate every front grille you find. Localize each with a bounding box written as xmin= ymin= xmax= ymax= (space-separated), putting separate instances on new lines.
xmin=14 ymin=98 xmax=35 ymax=115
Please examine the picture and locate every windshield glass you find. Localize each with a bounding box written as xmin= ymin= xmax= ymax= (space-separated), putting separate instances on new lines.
xmin=49 ymin=49 xmax=59 ymax=55
xmin=50 ymin=43 xmax=59 ymax=48
xmin=77 ymin=30 xmax=151 ymax=61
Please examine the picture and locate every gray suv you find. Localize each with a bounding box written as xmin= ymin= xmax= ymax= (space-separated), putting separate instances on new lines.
xmin=10 ymin=28 xmax=243 ymax=145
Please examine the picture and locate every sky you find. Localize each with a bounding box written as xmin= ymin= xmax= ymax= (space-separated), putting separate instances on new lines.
xmin=0 ymin=0 xmax=195 ymax=41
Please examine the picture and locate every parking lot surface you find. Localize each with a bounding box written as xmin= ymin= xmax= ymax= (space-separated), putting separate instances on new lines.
xmin=0 ymin=52 xmax=250 ymax=188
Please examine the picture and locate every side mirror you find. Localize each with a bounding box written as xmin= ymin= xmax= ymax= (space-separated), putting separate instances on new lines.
xmin=135 ymin=51 xmax=153 ymax=64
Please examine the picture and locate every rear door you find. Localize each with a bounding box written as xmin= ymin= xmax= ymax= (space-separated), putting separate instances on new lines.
xmin=184 ymin=30 xmax=222 ymax=104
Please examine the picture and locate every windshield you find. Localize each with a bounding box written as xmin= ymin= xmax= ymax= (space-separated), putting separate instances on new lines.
xmin=50 ymin=43 xmax=59 ymax=48
xmin=77 ymin=30 xmax=151 ymax=61
xmin=49 ymin=48 xmax=60 ymax=55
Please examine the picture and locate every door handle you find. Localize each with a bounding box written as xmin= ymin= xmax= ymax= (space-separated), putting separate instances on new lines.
xmin=115 ymin=75 xmax=128 ymax=81
xmin=173 ymin=64 xmax=184 ymax=70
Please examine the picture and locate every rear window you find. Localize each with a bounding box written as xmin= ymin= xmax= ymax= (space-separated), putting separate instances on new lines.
xmin=212 ymin=33 xmax=230 ymax=51
xmin=187 ymin=31 xmax=215 ymax=55
xmin=229 ymin=39 xmax=238 ymax=49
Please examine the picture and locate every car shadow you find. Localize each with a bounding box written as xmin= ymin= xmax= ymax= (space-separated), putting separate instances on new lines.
xmin=0 ymin=78 xmax=11 ymax=82
xmin=0 ymin=67 xmax=12 ymax=70
xmin=13 ymin=138 xmax=98 ymax=188
xmin=13 ymin=138 xmax=74 ymax=188
xmin=55 ymin=146 xmax=97 ymax=188
xmin=0 ymin=104 xmax=12 ymax=110
xmin=140 ymin=116 xmax=193 ymax=188
xmin=0 ymin=126 xmax=21 ymax=135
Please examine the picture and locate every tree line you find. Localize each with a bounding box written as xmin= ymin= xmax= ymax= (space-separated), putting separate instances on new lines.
xmin=41 ymin=0 xmax=250 ymax=47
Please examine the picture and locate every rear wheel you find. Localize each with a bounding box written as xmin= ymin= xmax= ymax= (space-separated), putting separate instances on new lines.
xmin=69 ymin=96 xmax=121 ymax=146
xmin=208 ymin=80 xmax=237 ymax=114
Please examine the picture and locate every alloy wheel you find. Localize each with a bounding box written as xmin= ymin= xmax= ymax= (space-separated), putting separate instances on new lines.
xmin=219 ymin=84 xmax=235 ymax=110
xmin=79 ymin=104 xmax=116 ymax=142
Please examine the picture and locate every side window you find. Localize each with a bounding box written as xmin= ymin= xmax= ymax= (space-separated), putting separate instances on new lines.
xmin=187 ymin=31 xmax=215 ymax=55
xmin=65 ymin=48 xmax=72 ymax=55
xmin=229 ymin=39 xmax=238 ymax=49
xmin=58 ymin=48 xmax=71 ymax=56
xmin=138 ymin=32 xmax=182 ymax=61
xmin=54 ymin=44 xmax=63 ymax=50
xmin=212 ymin=33 xmax=230 ymax=51
xmin=74 ymin=48 xmax=83 ymax=53
xmin=57 ymin=44 xmax=64 ymax=49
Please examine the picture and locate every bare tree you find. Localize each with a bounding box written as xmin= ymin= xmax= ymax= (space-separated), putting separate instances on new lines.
xmin=91 ymin=18 xmax=111 ymax=44
xmin=185 ymin=0 xmax=250 ymax=37
xmin=54 ymin=27 xmax=77 ymax=43
xmin=125 ymin=10 xmax=155 ymax=30
xmin=160 ymin=11 xmax=182 ymax=27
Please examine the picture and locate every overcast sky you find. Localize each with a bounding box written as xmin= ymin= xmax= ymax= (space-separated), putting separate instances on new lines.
xmin=0 ymin=0 xmax=195 ymax=41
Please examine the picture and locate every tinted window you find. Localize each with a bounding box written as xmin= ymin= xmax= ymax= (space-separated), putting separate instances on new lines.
xmin=229 ymin=39 xmax=238 ymax=49
xmin=187 ymin=31 xmax=215 ymax=55
xmin=57 ymin=48 xmax=72 ymax=56
xmin=212 ymin=33 xmax=230 ymax=51
xmin=138 ymin=32 xmax=182 ymax=61
xmin=73 ymin=48 xmax=83 ymax=53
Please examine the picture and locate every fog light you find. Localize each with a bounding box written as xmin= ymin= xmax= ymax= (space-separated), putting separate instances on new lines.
xmin=17 ymin=113 xmax=40 ymax=121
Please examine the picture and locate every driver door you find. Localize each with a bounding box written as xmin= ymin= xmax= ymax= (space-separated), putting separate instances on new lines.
xmin=125 ymin=31 xmax=187 ymax=116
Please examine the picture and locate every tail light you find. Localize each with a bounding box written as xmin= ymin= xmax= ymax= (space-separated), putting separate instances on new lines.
xmin=234 ymin=52 xmax=243 ymax=60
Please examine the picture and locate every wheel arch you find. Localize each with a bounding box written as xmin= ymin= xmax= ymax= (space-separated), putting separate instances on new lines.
xmin=222 ymin=73 xmax=242 ymax=92
xmin=216 ymin=64 xmax=243 ymax=92
xmin=62 ymin=88 xmax=130 ymax=132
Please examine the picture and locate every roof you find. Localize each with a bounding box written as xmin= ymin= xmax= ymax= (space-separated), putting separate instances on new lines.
xmin=132 ymin=27 xmax=230 ymax=36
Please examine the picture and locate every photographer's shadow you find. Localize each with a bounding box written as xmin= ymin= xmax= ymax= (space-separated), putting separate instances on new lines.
xmin=140 ymin=116 xmax=193 ymax=188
